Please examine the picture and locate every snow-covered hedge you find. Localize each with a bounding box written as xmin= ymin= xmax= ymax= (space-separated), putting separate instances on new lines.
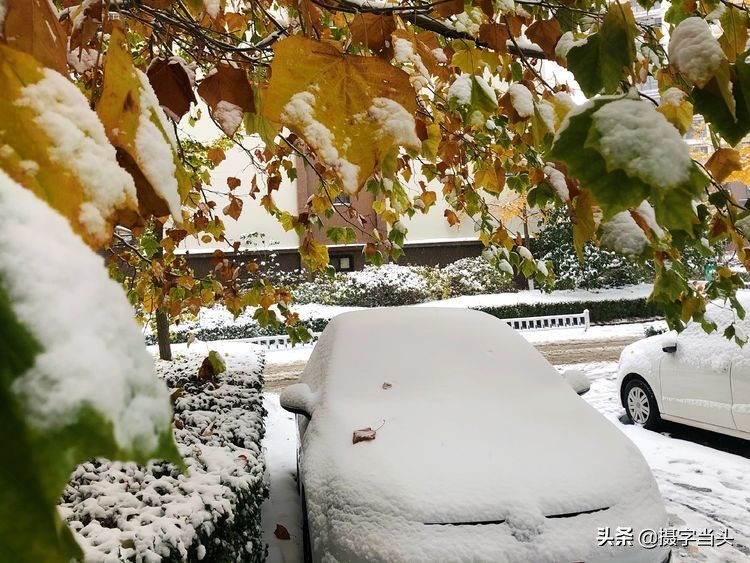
xmin=292 ymin=260 xmax=516 ymax=307
xmin=477 ymin=297 xmax=662 ymax=324
xmin=60 ymin=344 xmax=267 ymax=562
xmin=441 ymin=256 xmax=516 ymax=296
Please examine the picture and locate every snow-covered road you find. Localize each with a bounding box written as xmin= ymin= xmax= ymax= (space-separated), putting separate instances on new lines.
xmin=261 ymin=360 xmax=750 ymax=562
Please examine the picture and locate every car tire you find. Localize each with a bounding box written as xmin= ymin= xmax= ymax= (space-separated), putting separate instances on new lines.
xmin=624 ymin=379 xmax=661 ymax=430
xmin=301 ymin=486 xmax=313 ymax=563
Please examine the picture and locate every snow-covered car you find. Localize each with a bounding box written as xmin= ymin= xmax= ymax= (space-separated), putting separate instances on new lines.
xmin=281 ymin=308 xmax=669 ymax=563
xmin=618 ymin=296 xmax=750 ymax=439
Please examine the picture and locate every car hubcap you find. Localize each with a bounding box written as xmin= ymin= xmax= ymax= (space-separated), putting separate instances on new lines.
xmin=627 ymin=387 xmax=650 ymax=424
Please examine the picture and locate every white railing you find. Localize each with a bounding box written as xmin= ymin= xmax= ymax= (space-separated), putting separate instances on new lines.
xmin=496 ymin=309 xmax=590 ymax=332
xmin=249 ymin=310 xmax=590 ymax=350
xmin=247 ymin=332 xmax=322 ymax=350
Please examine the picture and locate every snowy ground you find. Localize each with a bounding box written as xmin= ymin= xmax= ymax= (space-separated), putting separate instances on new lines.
xmin=261 ymin=356 xmax=750 ymax=563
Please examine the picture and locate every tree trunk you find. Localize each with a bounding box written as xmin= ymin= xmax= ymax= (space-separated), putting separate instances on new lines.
xmin=154 ymin=220 xmax=172 ymax=361
xmin=156 ymin=308 xmax=172 ymax=361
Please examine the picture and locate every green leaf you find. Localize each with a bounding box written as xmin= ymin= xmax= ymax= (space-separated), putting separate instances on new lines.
xmin=548 ymin=97 xmax=706 ymax=231
xmin=0 ymin=284 xmax=181 ymax=563
xmin=567 ymin=34 xmax=603 ymax=97
xmin=469 ymin=75 xmax=498 ymax=114
xmin=664 ymin=0 xmax=697 ymax=25
xmin=566 ymin=4 xmax=637 ymax=97
xmin=693 ymin=53 xmax=750 ymax=146
xmin=207 ymin=350 xmax=227 ymax=374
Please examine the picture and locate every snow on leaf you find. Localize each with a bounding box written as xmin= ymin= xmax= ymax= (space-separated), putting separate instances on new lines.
xmin=352 ymin=427 xmax=377 ymax=444
xmin=448 ymin=73 xmax=497 ymax=113
xmin=600 ymin=210 xmax=650 ymax=257
xmin=669 ymin=17 xmax=726 ymax=88
xmin=549 ymin=97 xmax=706 ymax=231
xmin=264 ymin=36 xmax=418 ymax=194
xmin=0 ymin=44 xmax=137 ymax=247
xmin=0 ymin=171 xmax=180 ymax=562
xmin=97 ymin=27 xmax=190 ymax=220
xmin=197 ymin=63 xmax=255 ymax=136
xmin=2 ymin=0 xmax=67 ymax=74
xmin=508 ymin=83 xmax=534 ymax=117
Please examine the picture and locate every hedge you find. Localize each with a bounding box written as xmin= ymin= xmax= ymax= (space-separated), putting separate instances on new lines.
xmin=60 ymin=344 xmax=268 ymax=562
xmin=475 ymin=297 xmax=663 ymax=324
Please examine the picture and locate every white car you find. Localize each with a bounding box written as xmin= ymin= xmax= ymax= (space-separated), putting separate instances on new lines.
xmin=281 ymin=308 xmax=669 ymax=563
xmin=618 ymin=296 xmax=750 ymax=439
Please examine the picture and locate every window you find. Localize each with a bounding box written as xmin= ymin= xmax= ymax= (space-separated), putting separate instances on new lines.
xmin=337 ymin=255 xmax=353 ymax=271
xmin=333 ymin=193 xmax=351 ymax=206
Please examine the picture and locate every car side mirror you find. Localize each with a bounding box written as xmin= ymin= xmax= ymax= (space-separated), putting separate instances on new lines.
xmin=562 ymin=369 xmax=590 ymax=395
xmin=279 ymin=383 xmax=316 ymax=419
xmin=662 ymin=344 xmax=677 ymax=354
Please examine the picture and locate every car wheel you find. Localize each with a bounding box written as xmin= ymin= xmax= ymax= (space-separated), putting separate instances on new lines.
xmin=301 ymin=486 xmax=312 ymax=563
xmin=625 ymin=379 xmax=661 ymax=430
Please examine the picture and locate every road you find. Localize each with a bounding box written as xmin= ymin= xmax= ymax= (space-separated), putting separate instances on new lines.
xmin=262 ymin=335 xmax=642 ymax=390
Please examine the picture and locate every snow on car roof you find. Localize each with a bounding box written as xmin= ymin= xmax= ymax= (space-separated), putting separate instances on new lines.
xmin=298 ymin=308 xmax=664 ymax=550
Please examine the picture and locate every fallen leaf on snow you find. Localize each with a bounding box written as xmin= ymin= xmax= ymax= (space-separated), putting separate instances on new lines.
xmin=274 ymin=524 xmax=291 ymax=540
xmin=353 ymin=428 xmax=377 ymax=444
xmin=382 ymin=382 xmax=392 ymax=389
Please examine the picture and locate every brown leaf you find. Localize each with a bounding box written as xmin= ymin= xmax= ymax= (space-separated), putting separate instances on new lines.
xmin=478 ymin=23 xmax=510 ymax=53
xmin=432 ymin=0 xmax=464 ymax=18
xmin=198 ymin=356 xmax=216 ymax=380
xmin=227 ymin=176 xmax=241 ymax=190
xmin=444 ymin=209 xmax=459 ymax=226
xmin=350 ymin=13 xmax=396 ymax=54
xmin=186 ymin=332 xmax=197 ymax=347
xmin=525 ymin=19 xmax=562 ymax=59
xmin=353 ymin=427 xmax=377 ymax=444
xmin=197 ymin=64 xmax=255 ymax=136
xmin=207 ymin=146 xmax=226 ymax=166
xmin=472 ymin=0 xmax=494 ymax=18
xmin=147 ymin=57 xmax=197 ymax=122
xmin=382 ymin=382 xmax=392 ymax=389
xmin=69 ymin=0 xmax=103 ymax=53
xmin=274 ymin=524 xmax=291 ymax=540
xmin=706 ymin=148 xmax=742 ymax=183
xmin=223 ymin=195 xmax=243 ymax=220
xmin=2 ymin=0 xmax=68 ymax=74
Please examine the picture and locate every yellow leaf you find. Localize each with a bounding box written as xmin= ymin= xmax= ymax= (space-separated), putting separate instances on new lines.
xmin=475 ymin=162 xmax=506 ymax=195
xmin=656 ymin=98 xmax=694 ymax=135
xmin=706 ymin=148 xmax=742 ymax=183
xmin=300 ymin=235 xmax=329 ymax=271
xmin=572 ymin=189 xmax=597 ymax=259
xmin=0 ymin=45 xmax=138 ymax=247
xmin=97 ymin=27 xmax=190 ymax=221
xmin=264 ymin=37 xmax=419 ymax=194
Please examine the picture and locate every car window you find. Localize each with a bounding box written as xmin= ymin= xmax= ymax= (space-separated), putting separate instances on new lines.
xmin=676 ymin=302 xmax=750 ymax=370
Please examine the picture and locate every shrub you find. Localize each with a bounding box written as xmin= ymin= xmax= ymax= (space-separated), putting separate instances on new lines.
xmin=335 ymin=264 xmax=432 ymax=306
xmin=442 ymin=256 xmax=517 ymax=295
xmin=61 ymin=346 xmax=267 ymax=562
xmin=477 ymin=297 xmax=662 ymax=324
xmin=533 ymin=208 xmax=652 ymax=290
